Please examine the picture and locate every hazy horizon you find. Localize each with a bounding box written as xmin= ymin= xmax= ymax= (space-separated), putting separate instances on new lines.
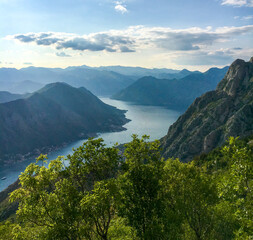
xmin=0 ymin=63 xmax=230 ymax=72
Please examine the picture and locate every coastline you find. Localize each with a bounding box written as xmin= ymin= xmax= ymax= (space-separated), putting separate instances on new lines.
xmin=0 ymin=123 xmax=129 ymax=167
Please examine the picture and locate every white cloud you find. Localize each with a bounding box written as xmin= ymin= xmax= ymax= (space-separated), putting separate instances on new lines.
xmin=221 ymin=0 xmax=253 ymax=7
xmin=9 ymin=25 xmax=253 ymax=54
xmin=114 ymin=1 xmax=128 ymax=13
xmin=7 ymin=25 xmax=253 ymax=67
xmin=56 ymin=52 xmax=72 ymax=57
xmin=241 ymin=15 xmax=253 ymax=20
xmin=234 ymin=15 xmax=253 ymax=20
xmin=171 ymin=47 xmax=253 ymax=65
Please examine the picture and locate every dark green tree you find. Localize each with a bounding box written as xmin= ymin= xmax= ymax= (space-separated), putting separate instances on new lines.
xmin=217 ymin=137 xmax=253 ymax=239
xmin=81 ymin=179 xmax=118 ymax=240
xmin=6 ymin=135 xmax=253 ymax=240
xmin=162 ymin=159 xmax=218 ymax=240
xmin=118 ymin=135 xmax=165 ymax=240
xmin=10 ymin=138 xmax=122 ymax=240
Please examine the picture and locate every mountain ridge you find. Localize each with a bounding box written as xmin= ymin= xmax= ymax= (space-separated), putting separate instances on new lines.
xmin=0 ymin=65 xmax=202 ymax=96
xmin=0 ymin=83 xmax=129 ymax=164
xmin=112 ymin=66 xmax=229 ymax=110
xmin=160 ymin=57 xmax=253 ymax=162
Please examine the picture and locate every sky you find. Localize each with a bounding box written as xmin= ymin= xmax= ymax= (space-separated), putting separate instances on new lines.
xmin=0 ymin=0 xmax=253 ymax=71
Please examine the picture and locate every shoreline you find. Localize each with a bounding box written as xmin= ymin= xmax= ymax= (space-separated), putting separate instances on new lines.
xmin=0 ymin=126 xmax=129 ymax=193
xmin=0 ymin=123 xmax=129 ymax=167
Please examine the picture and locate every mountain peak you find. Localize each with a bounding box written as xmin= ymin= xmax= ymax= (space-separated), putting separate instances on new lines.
xmin=36 ymin=82 xmax=71 ymax=93
xmin=161 ymin=57 xmax=253 ymax=162
xmin=216 ymin=58 xmax=253 ymax=97
xmin=44 ymin=82 xmax=70 ymax=88
xmin=180 ymin=69 xmax=191 ymax=74
xmin=0 ymin=83 xmax=128 ymax=162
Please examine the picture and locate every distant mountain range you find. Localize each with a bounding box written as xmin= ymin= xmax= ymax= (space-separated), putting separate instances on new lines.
xmin=0 ymin=66 xmax=198 ymax=96
xmin=0 ymin=83 xmax=129 ymax=164
xmin=0 ymin=91 xmax=25 ymax=103
xmin=90 ymin=65 xmax=200 ymax=79
xmin=161 ymin=57 xmax=253 ymax=162
xmin=112 ymin=66 xmax=229 ymax=110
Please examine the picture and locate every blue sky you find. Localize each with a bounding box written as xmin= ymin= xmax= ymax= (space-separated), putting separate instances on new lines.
xmin=1 ymin=0 xmax=253 ymax=70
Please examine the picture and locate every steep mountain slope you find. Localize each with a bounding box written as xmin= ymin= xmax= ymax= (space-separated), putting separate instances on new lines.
xmin=0 ymin=83 xmax=128 ymax=163
xmin=161 ymin=57 xmax=253 ymax=162
xmin=112 ymin=66 xmax=228 ymax=110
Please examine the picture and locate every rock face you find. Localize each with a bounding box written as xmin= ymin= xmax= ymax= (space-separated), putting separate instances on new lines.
xmin=161 ymin=58 xmax=253 ymax=162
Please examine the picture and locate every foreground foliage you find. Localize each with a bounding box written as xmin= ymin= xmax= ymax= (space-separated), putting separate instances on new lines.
xmin=0 ymin=135 xmax=252 ymax=239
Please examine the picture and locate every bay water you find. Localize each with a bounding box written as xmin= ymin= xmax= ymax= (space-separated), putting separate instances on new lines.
xmin=0 ymin=98 xmax=181 ymax=191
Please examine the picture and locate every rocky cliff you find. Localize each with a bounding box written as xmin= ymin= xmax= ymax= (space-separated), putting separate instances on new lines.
xmin=161 ymin=57 xmax=253 ymax=162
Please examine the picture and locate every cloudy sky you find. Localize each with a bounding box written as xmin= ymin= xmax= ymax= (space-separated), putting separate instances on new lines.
xmin=1 ymin=0 xmax=253 ymax=70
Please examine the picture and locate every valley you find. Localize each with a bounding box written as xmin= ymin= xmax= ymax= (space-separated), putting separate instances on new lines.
xmin=0 ymin=57 xmax=252 ymax=240
xmin=0 ymin=98 xmax=181 ymax=191
xmin=1 ymin=0 xmax=253 ymax=238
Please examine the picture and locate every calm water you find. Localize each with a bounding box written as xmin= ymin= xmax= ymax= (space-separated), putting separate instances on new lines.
xmin=0 ymin=98 xmax=180 ymax=191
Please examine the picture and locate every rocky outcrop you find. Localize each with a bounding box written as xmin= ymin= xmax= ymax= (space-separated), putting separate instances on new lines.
xmin=161 ymin=57 xmax=253 ymax=162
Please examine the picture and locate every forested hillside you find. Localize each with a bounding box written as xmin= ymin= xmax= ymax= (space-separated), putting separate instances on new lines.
xmin=0 ymin=57 xmax=252 ymax=238
xmin=0 ymin=83 xmax=128 ymax=164
xmin=0 ymin=135 xmax=252 ymax=239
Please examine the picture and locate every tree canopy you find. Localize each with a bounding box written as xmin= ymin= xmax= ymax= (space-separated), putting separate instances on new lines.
xmin=0 ymin=135 xmax=252 ymax=240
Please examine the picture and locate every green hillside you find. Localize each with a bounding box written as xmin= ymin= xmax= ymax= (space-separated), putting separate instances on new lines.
xmin=0 ymin=83 xmax=128 ymax=164
xmin=0 ymin=58 xmax=252 ymax=240
xmin=0 ymin=135 xmax=252 ymax=239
